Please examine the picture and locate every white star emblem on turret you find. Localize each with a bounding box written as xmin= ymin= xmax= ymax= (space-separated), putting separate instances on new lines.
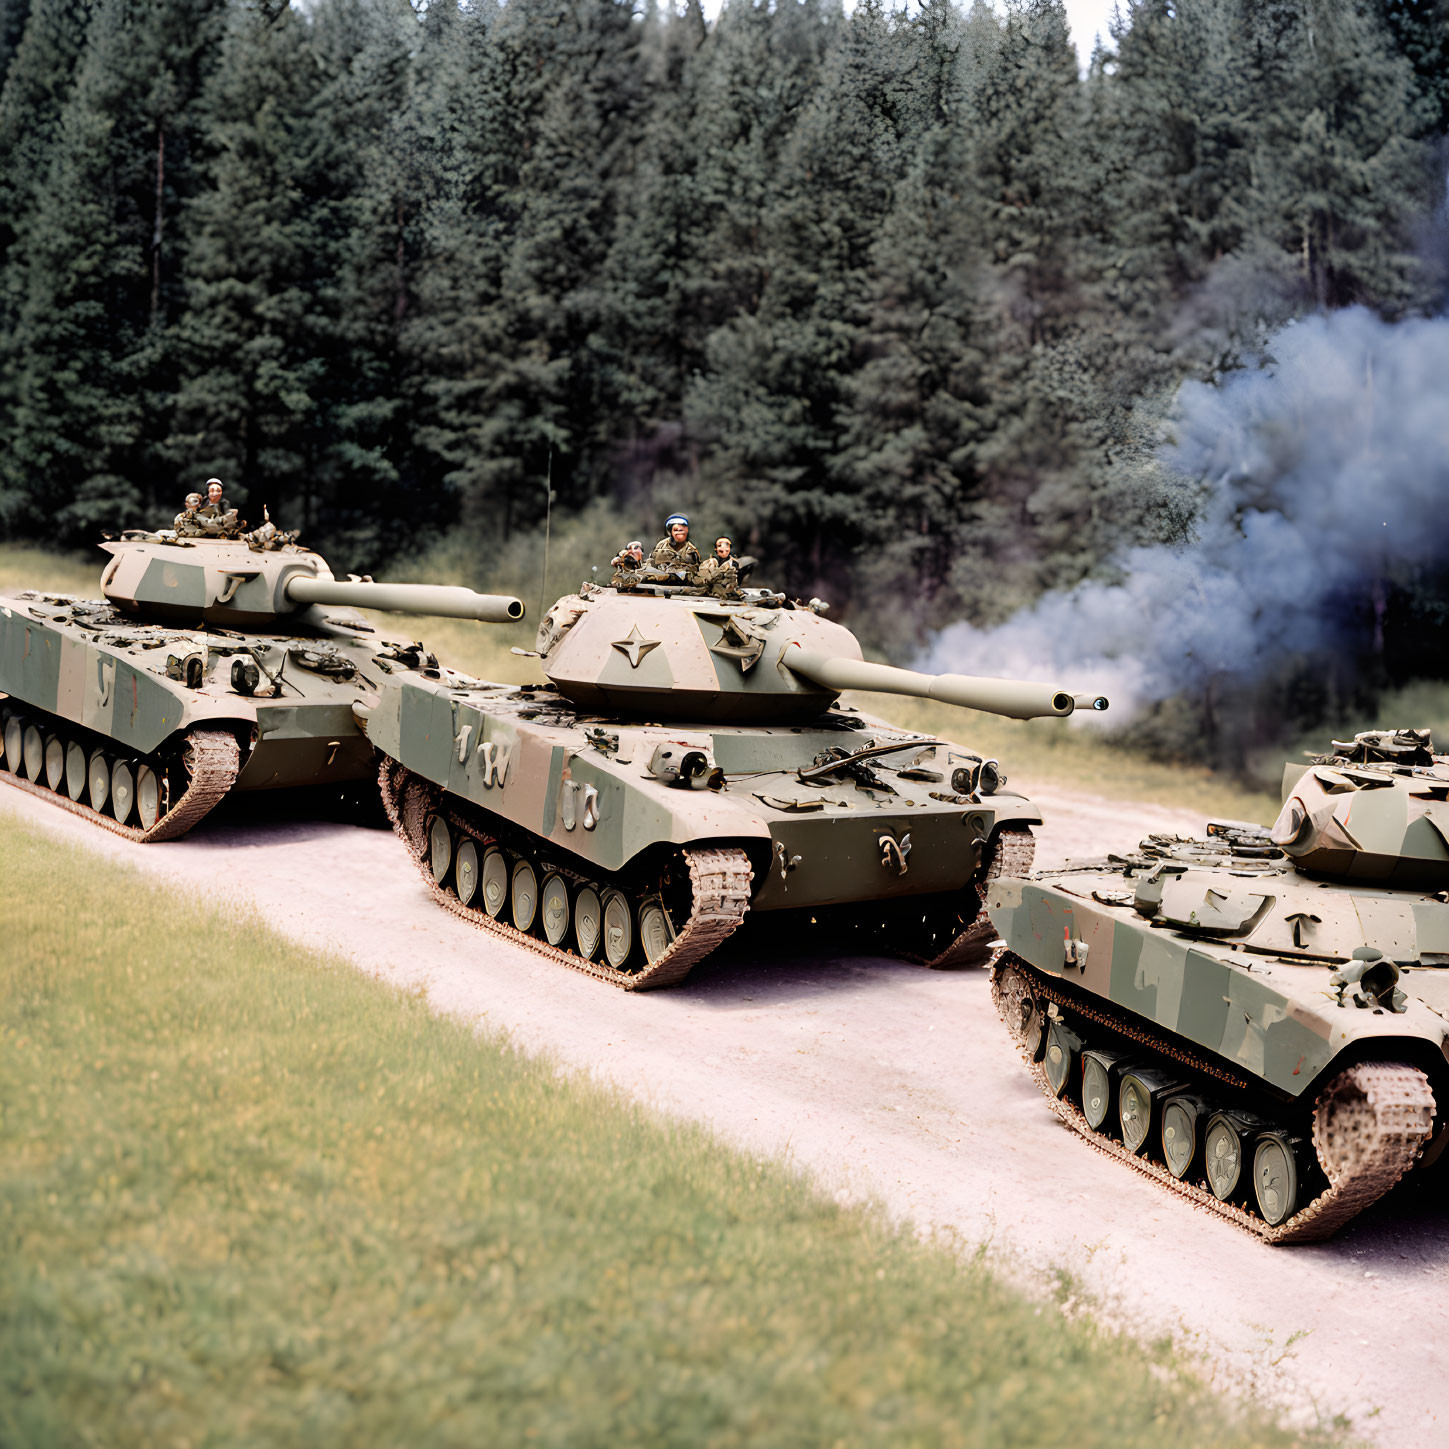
xmin=611 ymin=623 xmax=661 ymax=669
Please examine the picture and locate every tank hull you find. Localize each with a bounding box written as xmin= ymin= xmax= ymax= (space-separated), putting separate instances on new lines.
xmin=367 ymin=664 xmax=1043 ymax=988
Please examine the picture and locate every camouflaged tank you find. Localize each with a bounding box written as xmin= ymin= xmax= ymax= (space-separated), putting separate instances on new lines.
xmin=362 ymin=574 xmax=1109 ymax=990
xmin=986 ymin=727 xmax=1449 ymax=1243
xmin=0 ymin=522 xmax=522 ymax=840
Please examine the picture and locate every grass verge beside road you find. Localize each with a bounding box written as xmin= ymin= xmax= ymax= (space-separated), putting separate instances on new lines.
xmin=0 ymin=812 xmax=1342 ymax=1449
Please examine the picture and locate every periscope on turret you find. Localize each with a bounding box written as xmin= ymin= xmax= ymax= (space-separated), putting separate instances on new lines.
xmin=363 ymin=552 xmax=1111 ymax=991
xmin=0 ymin=498 xmax=523 ymax=841
xmin=985 ymin=726 xmax=1449 ymax=1243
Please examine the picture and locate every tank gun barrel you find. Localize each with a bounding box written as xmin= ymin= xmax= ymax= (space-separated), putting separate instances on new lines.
xmin=783 ymin=645 xmax=1100 ymax=720
xmin=283 ymin=576 xmax=524 ymax=623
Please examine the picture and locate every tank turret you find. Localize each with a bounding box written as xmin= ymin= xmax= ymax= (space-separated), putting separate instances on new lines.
xmin=536 ymin=586 xmax=1106 ymax=724
xmin=1269 ymin=729 xmax=1449 ymax=885
xmin=100 ymin=534 xmax=522 ymax=630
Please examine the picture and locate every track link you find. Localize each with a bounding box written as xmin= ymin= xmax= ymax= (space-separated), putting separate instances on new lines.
xmin=991 ymin=954 xmax=1435 ymax=1244
xmin=380 ymin=759 xmax=753 ymax=991
xmin=0 ymin=699 xmax=238 ymax=842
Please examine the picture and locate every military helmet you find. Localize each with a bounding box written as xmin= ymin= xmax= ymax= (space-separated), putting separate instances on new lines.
xmin=664 ymin=513 xmax=689 ymax=530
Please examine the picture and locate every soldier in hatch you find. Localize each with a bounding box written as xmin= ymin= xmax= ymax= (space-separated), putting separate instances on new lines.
xmin=196 ymin=478 xmax=244 ymax=535
xmin=197 ymin=478 xmax=231 ymax=518
xmin=695 ymin=535 xmax=743 ymax=598
xmin=610 ymin=540 xmax=647 ymax=589
xmin=173 ymin=491 xmax=205 ymax=534
xmin=649 ymin=513 xmax=702 ymax=581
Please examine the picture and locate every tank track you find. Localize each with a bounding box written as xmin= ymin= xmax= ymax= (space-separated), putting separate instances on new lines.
xmin=913 ymin=826 xmax=1036 ymax=970
xmin=379 ymin=760 xmax=753 ymax=991
xmin=0 ymin=697 xmax=238 ymax=842
xmin=990 ymin=954 xmax=1435 ymax=1243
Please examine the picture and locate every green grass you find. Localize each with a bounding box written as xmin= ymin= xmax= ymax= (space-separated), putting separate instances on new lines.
xmin=0 ymin=814 xmax=1344 ymax=1449
xmin=0 ymin=541 xmax=98 ymax=598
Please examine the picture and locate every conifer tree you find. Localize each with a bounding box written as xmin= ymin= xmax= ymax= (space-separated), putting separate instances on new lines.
xmin=1265 ymin=0 xmax=1434 ymax=312
xmin=602 ymin=0 xmax=710 ymax=463
xmin=405 ymin=0 xmax=650 ymax=538
xmin=296 ymin=0 xmax=420 ymax=559
xmin=0 ymin=0 xmax=92 ymax=527
xmin=0 ymin=0 xmax=225 ymax=535
xmin=167 ymin=0 xmax=357 ymax=536
xmin=0 ymin=0 xmax=31 ymax=88
xmin=686 ymin=0 xmax=909 ymax=594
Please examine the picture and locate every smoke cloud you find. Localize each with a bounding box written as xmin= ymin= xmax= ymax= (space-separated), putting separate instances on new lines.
xmin=923 ymin=307 xmax=1449 ymax=720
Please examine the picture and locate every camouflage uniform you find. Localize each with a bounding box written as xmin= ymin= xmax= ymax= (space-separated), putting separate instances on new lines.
xmin=610 ymin=544 xmax=648 ymax=590
xmin=694 ymin=556 xmax=741 ymax=598
xmin=649 ymin=536 xmax=701 ymax=580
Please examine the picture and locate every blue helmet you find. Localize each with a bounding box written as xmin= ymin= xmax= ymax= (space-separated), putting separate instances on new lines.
xmin=664 ymin=513 xmax=689 ymax=530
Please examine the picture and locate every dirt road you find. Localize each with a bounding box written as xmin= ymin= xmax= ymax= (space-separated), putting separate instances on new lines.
xmin=6 ymin=779 xmax=1446 ymax=1445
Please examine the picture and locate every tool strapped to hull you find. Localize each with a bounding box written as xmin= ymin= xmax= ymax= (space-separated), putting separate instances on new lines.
xmin=379 ymin=759 xmax=753 ymax=991
xmin=990 ymin=956 xmax=1435 ymax=1244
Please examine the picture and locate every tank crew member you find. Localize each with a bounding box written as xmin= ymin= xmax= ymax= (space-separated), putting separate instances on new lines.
xmin=196 ymin=477 xmax=245 ymax=535
xmin=197 ymin=478 xmax=231 ymax=518
xmin=649 ymin=513 xmax=702 ymax=581
xmin=173 ymin=491 xmax=204 ymax=534
xmin=695 ymin=535 xmax=742 ymax=597
xmin=610 ymin=540 xmax=647 ymax=588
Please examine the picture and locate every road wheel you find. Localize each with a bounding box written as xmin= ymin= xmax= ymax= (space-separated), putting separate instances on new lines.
xmin=639 ymin=898 xmax=673 ymax=965
xmin=44 ymin=735 xmax=65 ymax=790
xmin=136 ymin=764 xmax=162 ymax=829
xmin=1205 ymin=1113 xmax=1249 ymax=1201
xmin=88 ymin=750 xmax=110 ymax=812
xmin=511 ymin=859 xmax=539 ymax=932
xmin=1253 ymin=1133 xmax=1301 ymax=1225
xmin=1081 ymin=1052 xmax=1116 ymax=1132
xmin=455 ymin=839 xmax=480 ymax=907
xmin=602 ymin=889 xmax=633 ymax=971
xmin=428 ymin=816 xmax=452 ymax=884
xmin=575 ymin=886 xmax=602 ymax=960
xmin=22 ymin=724 xmax=43 ymax=780
xmin=1043 ymin=1019 xmax=1080 ymax=1098
xmin=110 ymin=759 xmax=135 ymax=824
xmin=481 ymin=848 xmax=508 ymax=918
xmin=1119 ymin=1076 xmax=1152 ymax=1153
xmin=64 ymin=740 xmax=86 ymax=799
xmin=541 ymin=873 xmax=570 ymax=947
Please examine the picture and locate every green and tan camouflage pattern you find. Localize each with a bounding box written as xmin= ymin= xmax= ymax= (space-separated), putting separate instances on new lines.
xmin=1 ymin=592 xmax=250 ymax=756
xmin=99 ymin=536 xmax=327 ymax=629
xmin=987 ymin=749 xmax=1449 ymax=1100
